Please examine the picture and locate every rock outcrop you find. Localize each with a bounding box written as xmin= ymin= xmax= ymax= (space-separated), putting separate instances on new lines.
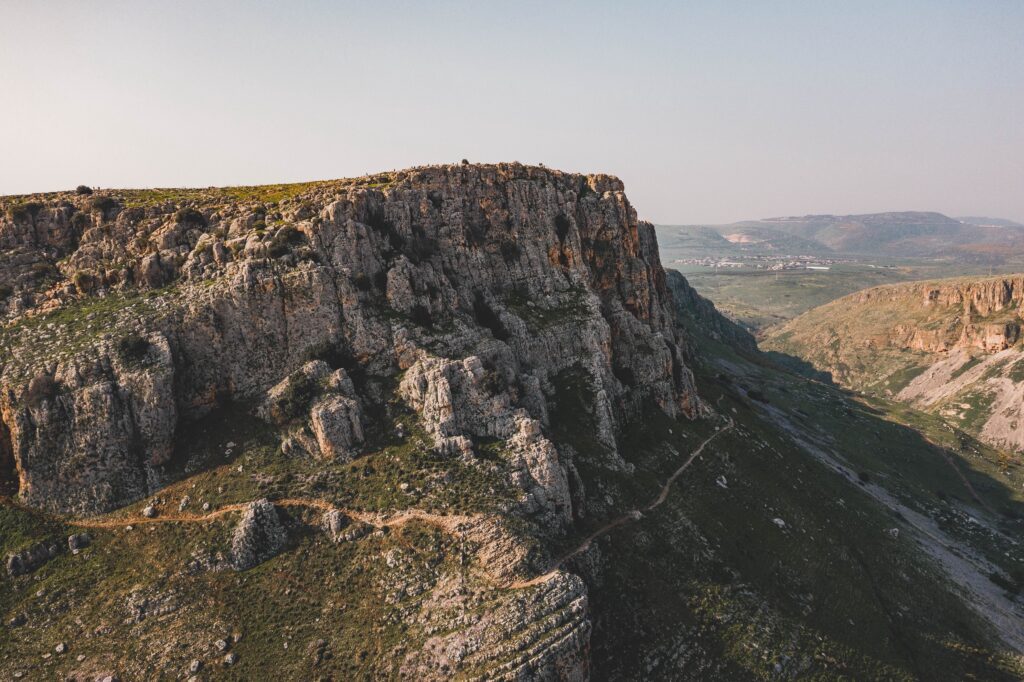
xmin=229 ymin=499 xmax=287 ymax=571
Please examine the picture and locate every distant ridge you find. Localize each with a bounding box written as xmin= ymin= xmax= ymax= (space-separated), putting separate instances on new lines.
xmin=658 ymin=211 xmax=1024 ymax=261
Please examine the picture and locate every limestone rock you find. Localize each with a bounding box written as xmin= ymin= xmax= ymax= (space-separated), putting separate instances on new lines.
xmin=6 ymin=540 xmax=61 ymax=576
xmin=229 ymin=499 xmax=287 ymax=571
xmin=309 ymin=394 xmax=363 ymax=460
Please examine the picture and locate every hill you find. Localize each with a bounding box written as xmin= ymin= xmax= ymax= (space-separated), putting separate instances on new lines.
xmin=1 ymin=166 xmax=1021 ymax=679
xmin=659 ymin=212 xmax=1024 ymax=261
xmin=764 ymin=274 xmax=1024 ymax=454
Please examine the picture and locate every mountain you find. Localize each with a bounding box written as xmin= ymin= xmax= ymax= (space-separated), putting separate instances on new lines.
xmin=660 ymin=212 xmax=1024 ymax=261
xmin=1 ymin=165 xmax=1021 ymax=679
xmin=655 ymin=224 xmax=830 ymax=257
xmin=764 ymin=274 xmax=1024 ymax=453
xmin=958 ymin=217 xmax=1024 ymax=229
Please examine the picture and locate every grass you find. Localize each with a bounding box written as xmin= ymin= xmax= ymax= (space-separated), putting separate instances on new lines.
xmin=579 ymin=328 xmax=1024 ymax=680
xmin=0 ymin=391 xmax=524 ymax=678
xmin=0 ymin=285 xmax=177 ymax=381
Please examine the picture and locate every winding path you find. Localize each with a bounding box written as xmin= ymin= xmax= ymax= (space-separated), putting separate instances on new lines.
xmin=41 ymin=420 xmax=732 ymax=590
xmin=510 ymin=420 xmax=733 ymax=588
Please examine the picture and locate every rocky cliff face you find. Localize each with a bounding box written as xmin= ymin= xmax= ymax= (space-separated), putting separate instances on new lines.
xmin=0 ymin=164 xmax=701 ymax=517
xmin=0 ymin=164 xmax=707 ymax=679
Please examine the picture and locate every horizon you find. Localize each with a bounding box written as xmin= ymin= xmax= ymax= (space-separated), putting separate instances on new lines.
xmin=1 ymin=1 xmax=1022 ymax=223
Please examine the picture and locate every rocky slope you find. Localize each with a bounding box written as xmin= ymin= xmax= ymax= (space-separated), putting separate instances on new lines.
xmin=1 ymin=167 xmax=1021 ymax=680
xmin=764 ymin=274 xmax=1024 ymax=452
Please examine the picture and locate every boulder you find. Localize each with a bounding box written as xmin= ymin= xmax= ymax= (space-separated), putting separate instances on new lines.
xmin=229 ymin=499 xmax=287 ymax=571
xmin=309 ymin=395 xmax=363 ymax=460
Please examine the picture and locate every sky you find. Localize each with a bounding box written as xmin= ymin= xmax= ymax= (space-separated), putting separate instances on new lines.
xmin=1 ymin=1 xmax=1021 ymax=224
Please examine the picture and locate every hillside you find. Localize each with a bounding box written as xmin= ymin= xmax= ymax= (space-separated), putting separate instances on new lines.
xmin=659 ymin=212 xmax=1024 ymax=261
xmin=765 ymin=274 xmax=1024 ymax=454
xmin=1 ymin=166 xmax=1022 ymax=680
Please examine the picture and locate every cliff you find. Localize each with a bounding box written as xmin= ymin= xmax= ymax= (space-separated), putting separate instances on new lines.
xmin=764 ymin=274 xmax=1024 ymax=452
xmin=0 ymin=163 xmax=707 ymax=679
xmin=0 ymin=164 xmax=701 ymax=516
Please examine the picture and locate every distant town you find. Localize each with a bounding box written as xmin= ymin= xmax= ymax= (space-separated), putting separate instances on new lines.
xmin=671 ymin=255 xmax=861 ymax=271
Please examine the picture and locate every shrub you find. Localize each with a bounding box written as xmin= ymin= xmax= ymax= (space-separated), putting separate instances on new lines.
xmin=275 ymin=372 xmax=319 ymax=423
xmin=481 ymin=365 xmax=507 ymax=395
xmin=409 ymin=304 xmax=434 ymax=329
xmin=29 ymin=262 xmax=54 ymax=279
xmin=72 ymin=270 xmax=96 ymax=293
xmin=174 ymin=207 xmax=207 ymax=227
xmin=268 ymin=225 xmax=306 ymax=257
xmin=7 ymin=202 xmax=42 ymax=223
xmin=71 ymin=212 xmax=90 ymax=230
xmin=857 ymin=471 xmax=872 ymax=484
xmin=75 ymin=185 xmax=93 ymax=195
xmin=0 ymin=283 xmax=12 ymax=300
xmin=117 ymin=333 xmax=151 ymax=365
xmin=25 ymin=374 xmax=59 ymax=408
xmin=89 ymin=196 xmax=117 ymax=213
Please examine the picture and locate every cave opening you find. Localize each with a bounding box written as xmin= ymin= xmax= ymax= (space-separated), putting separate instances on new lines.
xmin=0 ymin=418 xmax=18 ymax=496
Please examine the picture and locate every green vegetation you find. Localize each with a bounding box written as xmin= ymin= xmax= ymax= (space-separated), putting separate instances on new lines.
xmin=0 ymin=285 xmax=177 ymax=381
xmin=115 ymin=332 xmax=152 ymax=366
xmin=576 ymin=321 xmax=1024 ymax=680
xmin=503 ymin=285 xmax=589 ymax=331
xmin=673 ymin=262 xmax=1024 ymax=334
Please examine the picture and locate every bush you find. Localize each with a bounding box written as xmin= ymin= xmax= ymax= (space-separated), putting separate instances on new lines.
xmin=71 ymin=212 xmax=90 ymax=230
xmin=72 ymin=270 xmax=96 ymax=293
xmin=117 ymin=333 xmax=151 ymax=365
xmin=481 ymin=364 xmax=507 ymax=395
xmin=29 ymin=262 xmax=54 ymax=280
xmin=75 ymin=185 xmax=93 ymax=195
xmin=268 ymin=225 xmax=306 ymax=257
xmin=0 ymin=283 xmax=12 ymax=300
xmin=25 ymin=374 xmax=59 ymax=408
xmin=7 ymin=202 xmax=43 ymax=223
xmin=275 ymin=372 xmax=319 ymax=423
xmin=409 ymin=304 xmax=434 ymax=329
xmin=89 ymin=196 xmax=117 ymax=213
xmin=174 ymin=207 xmax=207 ymax=227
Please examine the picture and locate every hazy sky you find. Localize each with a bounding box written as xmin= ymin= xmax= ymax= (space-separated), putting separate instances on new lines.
xmin=1 ymin=1 xmax=1021 ymax=223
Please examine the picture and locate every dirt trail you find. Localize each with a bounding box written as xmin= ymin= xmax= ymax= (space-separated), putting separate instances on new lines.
xmin=33 ymin=422 xmax=730 ymax=592
xmin=511 ymin=421 xmax=732 ymax=589
xmin=69 ymin=498 xmax=477 ymax=535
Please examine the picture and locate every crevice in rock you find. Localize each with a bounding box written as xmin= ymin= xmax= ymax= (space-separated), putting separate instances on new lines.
xmin=0 ymin=416 xmax=18 ymax=496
